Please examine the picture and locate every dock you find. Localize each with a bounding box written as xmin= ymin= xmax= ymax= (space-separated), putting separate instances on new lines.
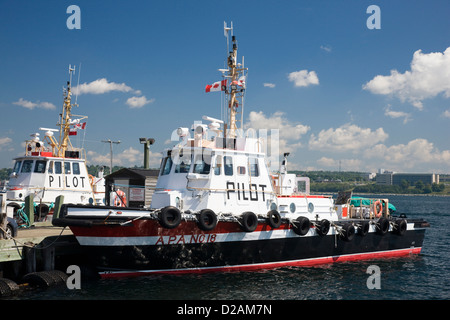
xmin=0 ymin=223 xmax=88 ymax=296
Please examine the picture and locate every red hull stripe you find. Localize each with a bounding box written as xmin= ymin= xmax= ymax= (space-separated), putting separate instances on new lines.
xmin=98 ymin=247 xmax=421 ymax=279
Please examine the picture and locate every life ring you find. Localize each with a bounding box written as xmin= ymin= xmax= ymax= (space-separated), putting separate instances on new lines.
xmin=394 ymin=219 xmax=407 ymax=236
xmin=373 ymin=200 xmax=383 ymax=218
xmin=266 ymin=210 xmax=281 ymax=229
xmin=293 ymin=216 xmax=310 ymax=236
xmin=89 ymin=174 xmax=95 ymax=186
xmin=376 ymin=217 xmax=389 ymax=235
xmin=357 ymin=221 xmax=370 ymax=236
xmin=316 ymin=219 xmax=330 ymax=236
xmin=114 ymin=189 xmax=127 ymax=207
xmin=158 ymin=206 xmax=182 ymax=229
xmin=197 ymin=209 xmax=217 ymax=231
xmin=341 ymin=223 xmax=355 ymax=241
xmin=240 ymin=212 xmax=258 ymax=232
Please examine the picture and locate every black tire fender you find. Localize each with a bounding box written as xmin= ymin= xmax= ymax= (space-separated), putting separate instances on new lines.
xmin=266 ymin=210 xmax=282 ymax=229
xmin=0 ymin=278 xmax=19 ymax=297
xmin=376 ymin=217 xmax=389 ymax=235
xmin=197 ymin=209 xmax=218 ymax=231
xmin=293 ymin=216 xmax=310 ymax=236
xmin=158 ymin=206 xmax=182 ymax=229
xmin=341 ymin=223 xmax=355 ymax=241
xmin=358 ymin=221 xmax=370 ymax=236
xmin=316 ymin=219 xmax=330 ymax=236
xmin=240 ymin=212 xmax=258 ymax=232
xmin=394 ymin=219 xmax=407 ymax=236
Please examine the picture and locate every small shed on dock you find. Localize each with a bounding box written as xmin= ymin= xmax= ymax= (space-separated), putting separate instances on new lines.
xmin=105 ymin=168 xmax=159 ymax=208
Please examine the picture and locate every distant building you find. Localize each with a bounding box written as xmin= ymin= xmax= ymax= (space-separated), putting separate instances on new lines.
xmin=392 ymin=173 xmax=439 ymax=186
xmin=376 ymin=172 xmax=393 ymax=185
xmin=440 ymin=175 xmax=450 ymax=184
xmin=361 ymin=172 xmax=376 ymax=181
xmin=376 ymin=172 xmax=439 ymax=186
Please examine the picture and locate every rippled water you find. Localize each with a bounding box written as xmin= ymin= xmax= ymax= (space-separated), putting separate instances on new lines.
xmin=8 ymin=195 xmax=450 ymax=300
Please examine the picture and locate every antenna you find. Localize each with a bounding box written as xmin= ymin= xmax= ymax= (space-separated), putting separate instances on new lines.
xmin=75 ymin=62 xmax=81 ymax=105
xmin=224 ymin=21 xmax=233 ymax=53
xmin=68 ymin=64 xmax=75 ymax=85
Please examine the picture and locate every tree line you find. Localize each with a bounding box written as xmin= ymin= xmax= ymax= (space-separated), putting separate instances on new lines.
xmin=310 ymin=180 xmax=447 ymax=195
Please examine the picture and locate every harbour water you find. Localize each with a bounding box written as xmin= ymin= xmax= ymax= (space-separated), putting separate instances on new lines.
xmin=6 ymin=195 xmax=450 ymax=301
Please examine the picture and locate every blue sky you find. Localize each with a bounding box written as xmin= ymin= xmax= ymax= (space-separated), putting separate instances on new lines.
xmin=1 ymin=0 xmax=450 ymax=174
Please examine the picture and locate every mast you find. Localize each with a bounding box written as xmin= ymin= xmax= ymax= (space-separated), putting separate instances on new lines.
xmin=223 ymin=22 xmax=247 ymax=138
xmin=58 ymin=74 xmax=73 ymax=156
xmin=55 ymin=65 xmax=87 ymax=158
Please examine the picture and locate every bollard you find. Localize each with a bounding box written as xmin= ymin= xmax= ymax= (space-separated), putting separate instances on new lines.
xmin=24 ymin=194 xmax=34 ymax=226
xmin=23 ymin=245 xmax=36 ymax=274
xmin=53 ymin=195 xmax=64 ymax=219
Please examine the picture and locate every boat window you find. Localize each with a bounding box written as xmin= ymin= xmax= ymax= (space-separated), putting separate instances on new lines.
xmin=214 ymin=155 xmax=222 ymax=175
xmin=12 ymin=160 xmax=22 ymax=173
xmin=54 ymin=161 xmax=62 ymax=174
xmin=237 ymin=166 xmax=246 ymax=175
xmin=249 ymin=157 xmax=259 ymax=177
xmin=64 ymin=162 xmax=71 ymax=174
xmin=48 ymin=161 xmax=54 ymax=174
xmin=34 ymin=160 xmax=46 ymax=173
xmin=161 ymin=157 xmax=173 ymax=175
xmin=224 ymin=156 xmax=233 ymax=176
xmin=175 ymin=153 xmax=192 ymax=173
xmin=21 ymin=160 xmax=33 ymax=173
xmin=193 ymin=155 xmax=211 ymax=175
xmin=73 ymin=162 xmax=80 ymax=175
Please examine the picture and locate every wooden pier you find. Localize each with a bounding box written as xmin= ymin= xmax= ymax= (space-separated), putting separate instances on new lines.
xmin=0 ymin=224 xmax=84 ymax=280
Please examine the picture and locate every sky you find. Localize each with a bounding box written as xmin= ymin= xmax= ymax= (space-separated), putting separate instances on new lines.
xmin=1 ymin=0 xmax=450 ymax=174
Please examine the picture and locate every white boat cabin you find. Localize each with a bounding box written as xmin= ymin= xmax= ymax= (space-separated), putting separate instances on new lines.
xmin=7 ymin=154 xmax=94 ymax=206
xmin=151 ymin=119 xmax=338 ymax=222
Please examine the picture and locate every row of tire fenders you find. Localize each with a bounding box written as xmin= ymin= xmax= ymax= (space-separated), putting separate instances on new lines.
xmin=156 ymin=206 xmax=408 ymax=240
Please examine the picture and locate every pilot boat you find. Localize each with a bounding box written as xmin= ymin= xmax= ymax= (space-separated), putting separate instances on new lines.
xmin=4 ymin=68 xmax=104 ymax=224
xmin=53 ymin=24 xmax=429 ymax=278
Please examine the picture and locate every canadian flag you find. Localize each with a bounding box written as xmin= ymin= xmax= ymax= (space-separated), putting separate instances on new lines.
xmin=75 ymin=122 xmax=87 ymax=130
xmin=69 ymin=122 xmax=86 ymax=136
xmin=205 ymin=80 xmax=227 ymax=93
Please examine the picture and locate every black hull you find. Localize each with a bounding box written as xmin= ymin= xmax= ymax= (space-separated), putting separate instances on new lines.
xmin=81 ymin=229 xmax=425 ymax=277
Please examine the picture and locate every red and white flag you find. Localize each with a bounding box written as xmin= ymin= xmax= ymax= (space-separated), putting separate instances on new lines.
xmin=69 ymin=122 xmax=86 ymax=136
xmin=75 ymin=122 xmax=86 ymax=130
xmin=205 ymin=80 xmax=227 ymax=93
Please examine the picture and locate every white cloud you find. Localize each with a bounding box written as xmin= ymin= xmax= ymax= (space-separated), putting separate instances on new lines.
xmin=320 ymin=45 xmax=332 ymax=53
xmin=125 ymin=96 xmax=155 ymax=108
xmin=442 ymin=109 xmax=450 ymax=118
xmin=368 ymin=139 xmax=450 ymax=171
xmin=288 ymin=70 xmax=319 ymax=87
xmin=245 ymin=111 xmax=310 ymax=158
xmin=246 ymin=111 xmax=310 ymax=141
xmin=363 ymin=47 xmax=450 ymax=110
xmin=309 ymin=124 xmax=388 ymax=152
xmin=74 ymin=78 xmax=140 ymax=95
xmin=13 ymin=98 xmax=56 ymax=110
xmin=0 ymin=137 xmax=12 ymax=150
xmin=263 ymin=83 xmax=276 ymax=88
xmin=384 ymin=105 xmax=411 ymax=124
